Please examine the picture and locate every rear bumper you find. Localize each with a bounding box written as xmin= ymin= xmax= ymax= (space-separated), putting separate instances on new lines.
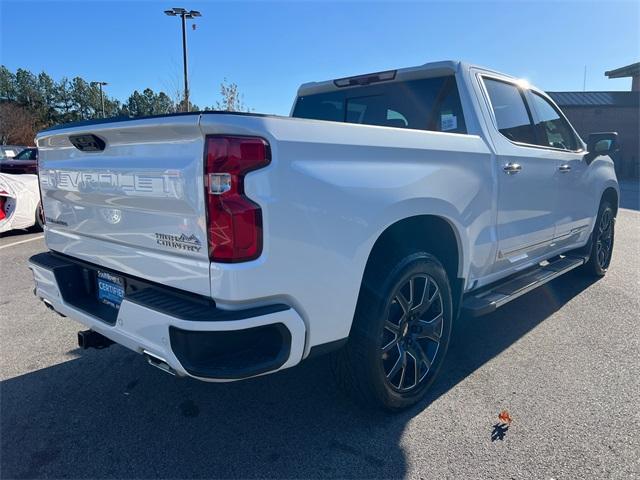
xmin=28 ymin=252 xmax=306 ymax=381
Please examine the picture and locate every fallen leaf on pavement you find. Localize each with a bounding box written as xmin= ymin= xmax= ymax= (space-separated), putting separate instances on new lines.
xmin=498 ymin=410 xmax=512 ymax=424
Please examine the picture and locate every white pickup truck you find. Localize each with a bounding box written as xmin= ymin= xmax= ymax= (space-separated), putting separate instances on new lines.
xmin=30 ymin=61 xmax=619 ymax=410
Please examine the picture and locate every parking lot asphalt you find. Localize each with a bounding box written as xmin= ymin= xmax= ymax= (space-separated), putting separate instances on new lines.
xmin=1 ymin=208 xmax=638 ymax=480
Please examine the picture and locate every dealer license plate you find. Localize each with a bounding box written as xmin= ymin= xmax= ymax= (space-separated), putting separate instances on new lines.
xmin=97 ymin=270 xmax=125 ymax=309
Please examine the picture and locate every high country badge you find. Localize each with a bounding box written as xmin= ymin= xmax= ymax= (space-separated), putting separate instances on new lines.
xmin=155 ymin=233 xmax=202 ymax=252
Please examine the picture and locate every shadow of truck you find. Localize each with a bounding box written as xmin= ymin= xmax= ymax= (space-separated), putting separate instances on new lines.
xmin=0 ymin=271 xmax=597 ymax=479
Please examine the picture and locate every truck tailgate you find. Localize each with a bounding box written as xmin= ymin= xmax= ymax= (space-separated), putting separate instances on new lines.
xmin=36 ymin=115 xmax=211 ymax=296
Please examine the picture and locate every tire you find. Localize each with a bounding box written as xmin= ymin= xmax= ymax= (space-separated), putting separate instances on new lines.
xmin=581 ymin=200 xmax=615 ymax=277
xmin=29 ymin=202 xmax=44 ymax=232
xmin=333 ymin=252 xmax=453 ymax=411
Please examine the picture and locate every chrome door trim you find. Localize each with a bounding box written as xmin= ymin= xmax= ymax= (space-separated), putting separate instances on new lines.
xmin=498 ymin=237 xmax=552 ymax=259
xmin=498 ymin=224 xmax=589 ymax=259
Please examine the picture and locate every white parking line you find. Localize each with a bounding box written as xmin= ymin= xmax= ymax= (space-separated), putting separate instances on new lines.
xmin=0 ymin=235 xmax=44 ymax=250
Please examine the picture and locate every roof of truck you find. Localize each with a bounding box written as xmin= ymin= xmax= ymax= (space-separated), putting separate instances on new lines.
xmin=296 ymin=60 xmax=514 ymax=96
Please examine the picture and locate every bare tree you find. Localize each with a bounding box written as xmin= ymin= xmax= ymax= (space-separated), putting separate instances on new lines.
xmin=161 ymin=61 xmax=199 ymax=112
xmin=0 ymin=102 xmax=38 ymax=145
xmin=215 ymin=78 xmax=250 ymax=112
xmin=162 ymin=64 xmax=186 ymax=113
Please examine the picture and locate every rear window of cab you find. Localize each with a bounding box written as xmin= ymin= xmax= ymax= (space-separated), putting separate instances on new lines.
xmin=293 ymin=76 xmax=467 ymax=134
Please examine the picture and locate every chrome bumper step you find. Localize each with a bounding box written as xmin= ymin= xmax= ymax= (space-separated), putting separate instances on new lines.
xmin=462 ymin=255 xmax=587 ymax=317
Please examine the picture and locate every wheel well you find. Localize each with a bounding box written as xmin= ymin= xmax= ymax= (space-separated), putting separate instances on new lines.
xmin=362 ymin=215 xmax=462 ymax=309
xmin=602 ymin=187 xmax=618 ymax=216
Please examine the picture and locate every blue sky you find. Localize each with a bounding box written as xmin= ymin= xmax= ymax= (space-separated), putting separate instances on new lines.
xmin=1 ymin=0 xmax=639 ymax=115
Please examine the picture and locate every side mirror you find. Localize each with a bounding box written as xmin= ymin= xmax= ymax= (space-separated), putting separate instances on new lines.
xmin=584 ymin=132 xmax=618 ymax=165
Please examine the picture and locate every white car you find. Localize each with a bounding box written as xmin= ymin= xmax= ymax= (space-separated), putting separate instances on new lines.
xmin=29 ymin=60 xmax=618 ymax=410
xmin=0 ymin=173 xmax=43 ymax=233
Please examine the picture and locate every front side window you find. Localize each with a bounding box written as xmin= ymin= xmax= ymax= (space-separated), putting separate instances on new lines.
xmin=483 ymin=78 xmax=536 ymax=145
xmin=529 ymin=93 xmax=579 ymax=151
xmin=293 ymin=76 xmax=467 ymax=134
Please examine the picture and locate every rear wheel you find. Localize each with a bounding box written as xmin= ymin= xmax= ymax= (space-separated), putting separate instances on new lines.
xmin=581 ymin=200 xmax=615 ymax=277
xmin=333 ymin=252 xmax=453 ymax=411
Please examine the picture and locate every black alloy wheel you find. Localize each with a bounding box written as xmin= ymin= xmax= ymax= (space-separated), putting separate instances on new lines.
xmin=595 ymin=207 xmax=613 ymax=270
xmin=333 ymin=252 xmax=453 ymax=411
xmin=582 ymin=200 xmax=615 ymax=277
xmin=381 ymin=274 xmax=444 ymax=392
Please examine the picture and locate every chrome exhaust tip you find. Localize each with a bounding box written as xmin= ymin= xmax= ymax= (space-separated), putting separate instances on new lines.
xmin=143 ymin=351 xmax=176 ymax=376
xmin=41 ymin=298 xmax=66 ymax=317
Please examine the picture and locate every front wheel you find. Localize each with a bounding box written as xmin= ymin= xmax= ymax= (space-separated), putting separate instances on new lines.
xmin=581 ymin=200 xmax=615 ymax=277
xmin=333 ymin=252 xmax=453 ymax=411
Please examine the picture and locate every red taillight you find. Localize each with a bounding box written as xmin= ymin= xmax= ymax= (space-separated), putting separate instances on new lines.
xmin=204 ymin=136 xmax=270 ymax=263
xmin=0 ymin=196 xmax=6 ymax=221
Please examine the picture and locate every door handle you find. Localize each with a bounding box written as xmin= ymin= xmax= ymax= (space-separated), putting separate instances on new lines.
xmin=558 ymin=164 xmax=572 ymax=173
xmin=503 ymin=163 xmax=522 ymax=175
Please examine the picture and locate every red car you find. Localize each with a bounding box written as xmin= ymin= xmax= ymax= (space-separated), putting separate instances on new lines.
xmin=0 ymin=147 xmax=38 ymax=174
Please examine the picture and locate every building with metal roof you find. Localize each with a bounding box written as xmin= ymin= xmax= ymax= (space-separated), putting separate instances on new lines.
xmin=547 ymin=62 xmax=639 ymax=179
xmin=548 ymin=91 xmax=640 ymax=108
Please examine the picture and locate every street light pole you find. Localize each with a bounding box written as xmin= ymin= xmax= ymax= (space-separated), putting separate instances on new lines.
xmin=164 ymin=7 xmax=202 ymax=112
xmin=181 ymin=12 xmax=189 ymax=112
xmin=90 ymin=81 xmax=108 ymax=118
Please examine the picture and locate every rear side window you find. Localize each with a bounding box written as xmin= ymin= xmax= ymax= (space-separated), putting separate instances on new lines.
xmin=529 ymin=92 xmax=579 ymax=151
xmin=483 ymin=78 xmax=536 ymax=145
xmin=293 ymin=76 xmax=467 ymax=134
